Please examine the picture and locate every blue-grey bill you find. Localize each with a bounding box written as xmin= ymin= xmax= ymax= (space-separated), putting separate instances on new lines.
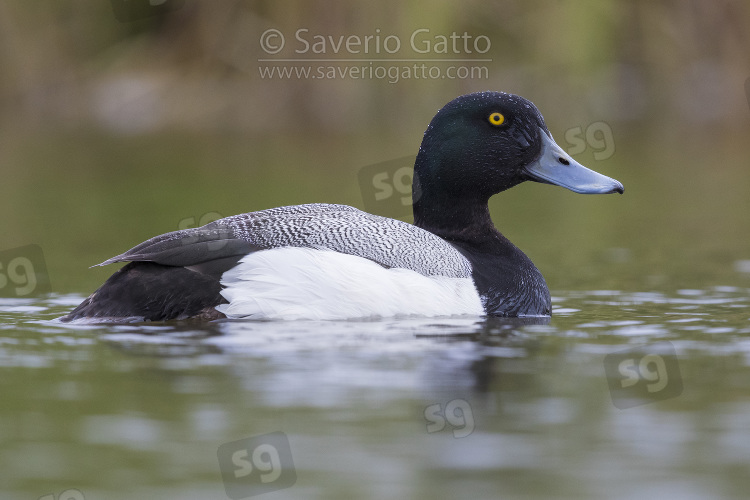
xmin=524 ymin=128 xmax=624 ymax=194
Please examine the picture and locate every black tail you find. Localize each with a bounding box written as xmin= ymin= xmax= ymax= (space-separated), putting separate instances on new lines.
xmin=60 ymin=262 xmax=227 ymax=322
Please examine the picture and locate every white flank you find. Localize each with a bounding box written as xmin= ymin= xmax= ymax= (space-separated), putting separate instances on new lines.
xmin=216 ymin=247 xmax=484 ymax=320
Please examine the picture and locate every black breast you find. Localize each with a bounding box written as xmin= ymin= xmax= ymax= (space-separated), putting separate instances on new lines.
xmin=449 ymin=237 xmax=551 ymax=317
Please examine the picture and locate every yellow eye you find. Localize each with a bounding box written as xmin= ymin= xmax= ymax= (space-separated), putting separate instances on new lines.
xmin=488 ymin=112 xmax=505 ymax=126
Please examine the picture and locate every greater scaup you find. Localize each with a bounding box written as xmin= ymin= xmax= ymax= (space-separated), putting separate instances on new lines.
xmin=61 ymin=91 xmax=623 ymax=322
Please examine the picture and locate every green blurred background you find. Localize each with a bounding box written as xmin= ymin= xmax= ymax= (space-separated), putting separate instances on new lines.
xmin=1 ymin=0 xmax=749 ymax=294
xmin=3 ymin=4 xmax=750 ymax=500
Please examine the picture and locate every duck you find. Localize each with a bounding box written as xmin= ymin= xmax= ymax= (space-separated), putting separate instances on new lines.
xmin=61 ymin=91 xmax=623 ymax=322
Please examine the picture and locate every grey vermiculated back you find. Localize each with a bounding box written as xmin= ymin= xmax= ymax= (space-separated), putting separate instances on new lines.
xmin=99 ymin=204 xmax=473 ymax=279
xmin=219 ymin=204 xmax=473 ymax=277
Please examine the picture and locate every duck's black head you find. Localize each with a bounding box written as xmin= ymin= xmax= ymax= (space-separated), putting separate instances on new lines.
xmin=413 ymin=91 xmax=623 ymax=234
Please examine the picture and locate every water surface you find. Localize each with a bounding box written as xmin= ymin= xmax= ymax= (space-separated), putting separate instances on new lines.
xmin=2 ymin=286 xmax=750 ymax=499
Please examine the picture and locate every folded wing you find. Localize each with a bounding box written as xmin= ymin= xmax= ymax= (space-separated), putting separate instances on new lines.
xmin=98 ymin=203 xmax=472 ymax=279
